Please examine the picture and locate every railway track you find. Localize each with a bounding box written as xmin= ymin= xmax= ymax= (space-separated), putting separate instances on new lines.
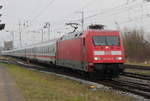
xmin=1 ymin=59 xmax=150 ymax=99
xmin=123 ymin=72 xmax=150 ymax=81
xmin=125 ymin=64 xmax=150 ymax=70
xmin=99 ymin=79 xmax=150 ymax=99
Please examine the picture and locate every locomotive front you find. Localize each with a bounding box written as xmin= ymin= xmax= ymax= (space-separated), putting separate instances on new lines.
xmin=84 ymin=30 xmax=125 ymax=77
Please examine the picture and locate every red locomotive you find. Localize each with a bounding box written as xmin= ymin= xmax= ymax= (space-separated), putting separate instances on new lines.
xmin=3 ymin=25 xmax=125 ymax=78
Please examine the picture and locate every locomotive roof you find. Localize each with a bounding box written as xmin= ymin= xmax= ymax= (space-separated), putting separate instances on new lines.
xmin=86 ymin=29 xmax=119 ymax=33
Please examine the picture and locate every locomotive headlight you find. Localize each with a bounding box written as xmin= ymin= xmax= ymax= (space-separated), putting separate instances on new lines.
xmin=116 ymin=57 xmax=123 ymax=60
xmin=94 ymin=57 xmax=101 ymax=60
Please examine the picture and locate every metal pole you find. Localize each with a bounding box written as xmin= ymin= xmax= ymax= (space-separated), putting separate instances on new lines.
xmin=47 ymin=23 xmax=50 ymax=40
xmin=19 ymin=32 xmax=22 ymax=47
xmin=41 ymin=29 xmax=44 ymax=42
xmin=11 ymin=31 xmax=14 ymax=49
xmin=11 ymin=31 xmax=14 ymax=42
xmin=81 ymin=11 xmax=84 ymax=31
xmin=19 ymin=21 xmax=22 ymax=48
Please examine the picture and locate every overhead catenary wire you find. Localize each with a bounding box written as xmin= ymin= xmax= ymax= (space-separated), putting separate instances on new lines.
xmin=27 ymin=0 xmax=46 ymax=20
xmin=31 ymin=0 xmax=56 ymax=22
xmin=68 ymin=2 xmax=143 ymax=23
xmin=76 ymin=0 xmax=96 ymax=11
xmin=68 ymin=1 xmax=150 ymax=30
xmin=28 ymin=0 xmax=142 ymax=31
xmin=17 ymin=0 xmax=150 ymax=38
xmin=12 ymin=0 xmax=56 ymax=34
xmin=52 ymin=0 xmax=97 ymax=26
xmin=32 ymin=2 xmax=150 ymax=31
xmin=23 ymin=0 xmax=96 ymax=33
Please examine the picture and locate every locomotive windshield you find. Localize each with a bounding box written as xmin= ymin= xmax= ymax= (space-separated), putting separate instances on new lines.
xmin=93 ymin=36 xmax=120 ymax=46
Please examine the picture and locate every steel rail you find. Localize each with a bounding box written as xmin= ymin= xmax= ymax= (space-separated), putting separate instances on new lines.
xmin=123 ymin=72 xmax=150 ymax=81
xmin=125 ymin=64 xmax=150 ymax=70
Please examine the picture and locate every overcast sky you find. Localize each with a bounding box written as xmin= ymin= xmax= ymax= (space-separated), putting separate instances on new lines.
xmin=1 ymin=0 xmax=125 ymax=29
xmin=0 ymin=0 xmax=150 ymax=48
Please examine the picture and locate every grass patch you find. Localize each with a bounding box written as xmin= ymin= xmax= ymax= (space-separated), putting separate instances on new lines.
xmin=1 ymin=63 xmax=139 ymax=101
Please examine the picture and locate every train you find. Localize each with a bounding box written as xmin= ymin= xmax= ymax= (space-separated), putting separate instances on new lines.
xmin=2 ymin=25 xmax=125 ymax=78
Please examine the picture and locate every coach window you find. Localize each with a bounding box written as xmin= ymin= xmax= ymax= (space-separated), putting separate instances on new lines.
xmin=39 ymin=48 xmax=40 ymax=53
xmin=42 ymin=48 xmax=44 ymax=54
xmin=46 ymin=47 xmax=48 ymax=54
xmin=40 ymin=48 xmax=42 ymax=54
xmin=44 ymin=47 xmax=45 ymax=54
xmin=39 ymin=48 xmax=41 ymax=54
xmin=37 ymin=48 xmax=39 ymax=53
xmin=46 ymin=47 xmax=47 ymax=53
xmin=44 ymin=47 xmax=46 ymax=53
xmin=39 ymin=48 xmax=40 ymax=54
xmin=45 ymin=47 xmax=47 ymax=53
xmin=48 ymin=47 xmax=50 ymax=53
xmin=43 ymin=47 xmax=44 ymax=53
xmin=47 ymin=47 xmax=48 ymax=53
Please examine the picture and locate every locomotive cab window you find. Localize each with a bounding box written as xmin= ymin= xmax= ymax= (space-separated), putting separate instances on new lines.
xmin=93 ymin=36 xmax=120 ymax=46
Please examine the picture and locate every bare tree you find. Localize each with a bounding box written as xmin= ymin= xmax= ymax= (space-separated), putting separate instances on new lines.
xmin=122 ymin=28 xmax=150 ymax=62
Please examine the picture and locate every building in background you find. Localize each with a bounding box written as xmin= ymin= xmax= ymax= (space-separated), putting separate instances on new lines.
xmin=4 ymin=41 xmax=13 ymax=50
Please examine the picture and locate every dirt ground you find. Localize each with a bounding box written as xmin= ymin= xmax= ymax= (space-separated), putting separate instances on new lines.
xmin=0 ymin=65 xmax=25 ymax=101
